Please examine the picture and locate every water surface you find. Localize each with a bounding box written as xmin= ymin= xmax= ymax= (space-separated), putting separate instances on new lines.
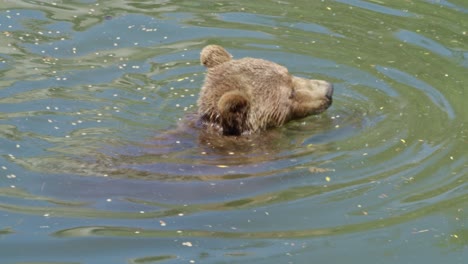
xmin=0 ymin=0 xmax=467 ymax=263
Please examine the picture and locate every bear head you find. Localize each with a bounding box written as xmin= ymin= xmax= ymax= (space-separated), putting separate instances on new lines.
xmin=197 ymin=45 xmax=333 ymax=136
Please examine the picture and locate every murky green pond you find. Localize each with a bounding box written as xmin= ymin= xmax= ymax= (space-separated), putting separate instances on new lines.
xmin=1 ymin=0 xmax=467 ymax=263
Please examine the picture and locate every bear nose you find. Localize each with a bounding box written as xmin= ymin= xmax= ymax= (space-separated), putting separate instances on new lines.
xmin=325 ymin=83 xmax=334 ymax=100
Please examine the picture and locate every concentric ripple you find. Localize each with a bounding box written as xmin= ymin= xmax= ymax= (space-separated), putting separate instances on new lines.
xmin=0 ymin=1 xmax=466 ymax=263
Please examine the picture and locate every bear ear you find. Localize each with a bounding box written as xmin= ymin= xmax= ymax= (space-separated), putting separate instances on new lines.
xmin=200 ymin=45 xmax=232 ymax=68
xmin=217 ymin=90 xmax=250 ymax=136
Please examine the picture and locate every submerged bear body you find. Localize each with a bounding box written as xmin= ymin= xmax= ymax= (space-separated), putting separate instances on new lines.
xmin=197 ymin=45 xmax=333 ymax=136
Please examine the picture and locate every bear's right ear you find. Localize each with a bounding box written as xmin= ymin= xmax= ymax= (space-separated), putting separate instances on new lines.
xmin=200 ymin=45 xmax=232 ymax=68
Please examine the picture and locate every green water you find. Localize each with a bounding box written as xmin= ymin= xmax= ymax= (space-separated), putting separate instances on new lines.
xmin=0 ymin=0 xmax=466 ymax=263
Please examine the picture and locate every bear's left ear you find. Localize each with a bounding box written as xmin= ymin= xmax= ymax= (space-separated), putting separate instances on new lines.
xmin=200 ymin=45 xmax=232 ymax=68
xmin=217 ymin=90 xmax=250 ymax=136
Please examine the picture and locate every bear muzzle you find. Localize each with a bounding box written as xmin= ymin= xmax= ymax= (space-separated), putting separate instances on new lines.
xmin=325 ymin=82 xmax=334 ymax=101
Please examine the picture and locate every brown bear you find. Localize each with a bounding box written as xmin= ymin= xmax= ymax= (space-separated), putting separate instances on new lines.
xmin=197 ymin=45 xmax=333 ymax=136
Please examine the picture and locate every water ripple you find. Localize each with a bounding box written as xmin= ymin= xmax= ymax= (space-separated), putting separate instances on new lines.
xmin=395 ymin=29 xmax=454 ymax=58
xmin=0 ymin=1 xmax=466 ymax=263
xmin=335 ymin=0 xmax=416 ymax=17
xmin=375 ymin=65 xmax=455 ymax=119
